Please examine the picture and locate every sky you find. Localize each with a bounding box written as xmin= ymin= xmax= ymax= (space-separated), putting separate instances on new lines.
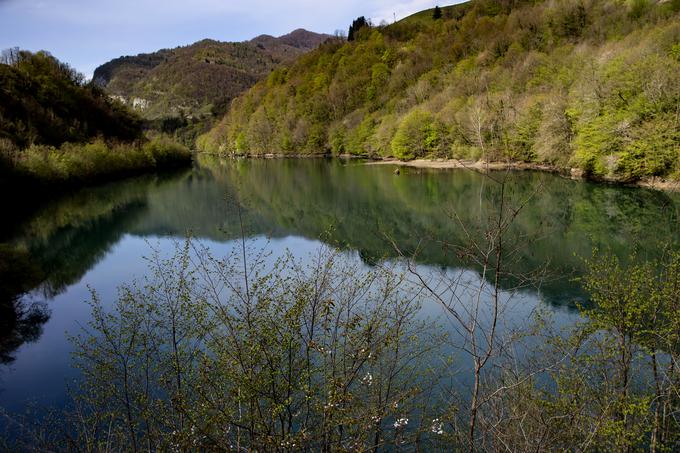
xmin=0 ymin=0 xmax=443 ymax=78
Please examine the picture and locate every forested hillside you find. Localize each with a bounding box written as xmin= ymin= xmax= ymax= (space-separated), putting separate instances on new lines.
xmin=200 ymin=0 xmax=680 ymax=182
xmin=0 ymin=49 xmax=143 ymax=149
xmin=93 ymin=29 xmax=332 ymax=122
xmin=0 ymin=49 xmax=190 ymax=187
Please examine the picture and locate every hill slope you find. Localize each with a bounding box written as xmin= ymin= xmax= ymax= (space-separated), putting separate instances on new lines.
xmin=0 ymin=50 xmax=142 ymax=149
xmin=200 ymin=0 xmax=680 ymax=182
xmin=0 ymin=50 xmax=190 ymax=189
xmin=93 ymin=29 xmax=332 ymax=121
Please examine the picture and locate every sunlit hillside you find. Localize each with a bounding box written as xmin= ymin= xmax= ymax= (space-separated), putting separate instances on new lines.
xmin=200 ymin=0 xmax=680 ymax=182
xmin=93 ymin=30 xmax=332 ymax=121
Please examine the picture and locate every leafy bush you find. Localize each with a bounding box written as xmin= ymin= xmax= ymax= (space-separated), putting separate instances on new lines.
xmin=507 ymin=103 xmax=542 ymax=162
xmin=617 ymin=116 xmax=679 ymax=180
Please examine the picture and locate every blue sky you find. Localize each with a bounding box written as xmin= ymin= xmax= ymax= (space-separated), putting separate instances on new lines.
xmin=0 ymin=0 xmax=444 ymax=78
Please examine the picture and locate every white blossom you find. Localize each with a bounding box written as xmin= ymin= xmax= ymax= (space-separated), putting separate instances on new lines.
xmin=431 ymin=418 xmax=444 ymax=435
xmin=394 ymin=417 xmax=408 ymax=429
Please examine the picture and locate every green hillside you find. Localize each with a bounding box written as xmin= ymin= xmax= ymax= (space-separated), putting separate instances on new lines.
xmin=0 ymin=50 xmax=190 ymax=188
xmin=199 ymin=0 xmax=680 ymax=183
xmin=93 ymin=30 xmax=332 ymax=122
xmin=398 ymin=3 xmax=471 ymax=25
xmin=0 ymin=50 xmax=143 ymax=149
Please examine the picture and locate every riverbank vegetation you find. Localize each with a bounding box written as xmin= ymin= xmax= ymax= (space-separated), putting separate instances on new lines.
xmin=2 ymin=137 xmax=191 ymax=185
xmin=0 ymin=49 xmax=191 ymax=188
xmin=199 ymin=0 xmax=680 ymax=183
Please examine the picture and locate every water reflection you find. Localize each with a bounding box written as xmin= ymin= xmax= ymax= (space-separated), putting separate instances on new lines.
xmin=0 ymin=246 xmax=49 ymax=365
xmin=0 ymin=158 xmax=678 ymax=377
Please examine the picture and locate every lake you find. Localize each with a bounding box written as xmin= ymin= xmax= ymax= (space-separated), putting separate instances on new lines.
xmin=1 ymin=156 xmax=679 ymax=423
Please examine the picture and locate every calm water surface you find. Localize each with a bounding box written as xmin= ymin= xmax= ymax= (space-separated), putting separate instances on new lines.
xmin=1 ymin=157 xmax=679 ymax=417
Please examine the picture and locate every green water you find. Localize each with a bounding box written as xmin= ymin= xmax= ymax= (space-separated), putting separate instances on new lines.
xmin=0 ymin=157 xmax=678 ymax=413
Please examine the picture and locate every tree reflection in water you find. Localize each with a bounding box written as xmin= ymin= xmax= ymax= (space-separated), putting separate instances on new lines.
xmin=0 ymin=246 xmax=50 ymax=365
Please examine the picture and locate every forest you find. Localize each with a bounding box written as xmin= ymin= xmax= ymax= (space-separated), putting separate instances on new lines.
xmin=92 ymin=30 xmax=332 ymax=146
xmin=199 ymin=0 xmax=680 ymax=183
xmin=0 ymin=49 xmax=191 ymax=190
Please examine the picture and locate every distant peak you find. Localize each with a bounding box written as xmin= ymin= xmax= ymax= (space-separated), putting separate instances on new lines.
xmin=284 ymin=28 xmax=313 ymax=36
xmin=250 ymin=29 xmax=332 ymax=49
xmin=251 ymin=34 xmax=275 ymax=42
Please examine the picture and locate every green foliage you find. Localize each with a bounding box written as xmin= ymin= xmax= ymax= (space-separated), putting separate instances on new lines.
xmin=559 ymin=1 xmax=588 ymax=38
xmin=201 ymin=0 xmax=680 ymax=181
xmin=507 ymin=102 xmax=542 ymax=162
xmin=617 ymin=115 xmax=679 ymax=179
xmin=367 ymin=62 xmax=390 ymax=101
xmin=481 ymin=247 xmax=680 ymax=451
xmin=572 ymin=112 xmax=625 ymax=176
xmin=9 ymin=138 xmax=191 ymax=184
xmin=348 ymin=16 xmax=369 ymax=41
xmin=0 ymin=50 xmax=195 ymax=186
xmin=629 ymin=0 xmax=651 ymax=19
xmin=672 ymin=0 xmax=680 ymax=13
xmin=582 ymin=248 xmax=680 ymax=355
xmin=573 ymin=249 xmax=680 ymax=449
xmin=399 ymin=4 xmax=468 ymax=25
xmin=391 ymin=110 xmax=444 ymax=160
xmin=346 ymin=115 xmax=377 ymax=155
xmin=672 ymin=43 xmax=680 ymax=60
xmin=235 ymin=131 xmax=248 ymax=152
xmin=0 ymin=50 xmax=143 ymax=149
xmin=570 ymin=51 xmax=680 ymax=179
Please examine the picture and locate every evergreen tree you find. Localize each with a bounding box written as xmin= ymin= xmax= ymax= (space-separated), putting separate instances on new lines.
xmin=433 ymin=5 xmax=443 ymax=20
xmin=348 ymin=16 xmax=368 ymax=41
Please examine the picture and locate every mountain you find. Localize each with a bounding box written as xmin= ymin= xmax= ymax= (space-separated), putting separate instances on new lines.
xmin=199 ymin=0 xmax=680 ymax=183
xmin=250 ymin=28 xmax=336 ymax=52
xmin=93 ymin=29 xmax=333 ymax=121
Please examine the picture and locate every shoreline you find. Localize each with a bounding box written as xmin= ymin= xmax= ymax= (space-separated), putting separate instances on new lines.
xmin=363 ymin=158 xmax=564 ymax=173
xmin=198 ymin=153 xmax=680 ymax=193
xmin=362 ymin=158 xmax=680 ymax=193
